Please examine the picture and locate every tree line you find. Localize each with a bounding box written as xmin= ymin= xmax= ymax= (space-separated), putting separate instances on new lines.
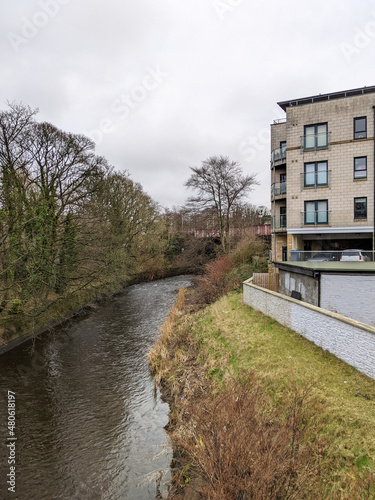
xmin=0 ymin=102 xmax=166 ymax=337
xmin=0 ymin=102 xmax=264 ymax=340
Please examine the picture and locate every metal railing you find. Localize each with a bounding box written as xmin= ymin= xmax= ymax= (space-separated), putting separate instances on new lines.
xmin=273 ymin=118 xmax=286 ymax=125
xmin=285 ymin=250 xmax=375 ymax=262
xmin=271 ymin=147 xmax=286 ymax=163
xmin=271 ymin=214 xmax=287 ymax=230
xmin=300 ymin=170 xmax=331 ymax=190
xmin=271 ymin=182 xmax=287 ymax=197
xmin=300 ymin=132 xmax=331 ymax=151
xmin=301 ymin=210 xmax=331 ymax=227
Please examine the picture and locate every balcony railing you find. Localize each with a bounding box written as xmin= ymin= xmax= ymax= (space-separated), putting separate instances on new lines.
xmin=300 ymin=170 xmax=331 ymax=190
xmin=286 ymin=250 xmax=375 ymax=262
xmin=271 ymin=182 xmax=287 ymax=197
xmin=271 ymin=147 xmax=286 ymax=163
xmin=272 ymin=214 xmax=287 ymax=230
xmin=301 ymin=210 xmax=331 ymax=227
xmin=300 ymin=132 xmax=331 ymax=151
xmin=273 ymin=118 xmax=286 ymax=125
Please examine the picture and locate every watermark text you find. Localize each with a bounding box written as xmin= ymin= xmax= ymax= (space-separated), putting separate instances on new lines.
xmin=6 ymin=390 xmax=16 ymax=493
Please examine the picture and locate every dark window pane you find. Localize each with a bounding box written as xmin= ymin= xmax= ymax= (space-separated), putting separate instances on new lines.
xmin=354 ymin=197 xmax=367 ymax=218
xmin=354 ymin=117 xmax=367 ymax=139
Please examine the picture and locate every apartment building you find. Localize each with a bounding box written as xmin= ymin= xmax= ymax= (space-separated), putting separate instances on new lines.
xmin=271 ymin=85 xmax=375 ymax=261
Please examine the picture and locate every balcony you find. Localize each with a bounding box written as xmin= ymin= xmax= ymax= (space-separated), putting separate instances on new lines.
xmin=271 ymin=146 xmax=286 ymax=163
xmin=273 ymin=118 xmax=286 ymax=125
xmin=286 ymin=250 xmax=375 ymax=262
xmin=300 ymin=131 xmax=331 ymax=151
xmin=271 ymin=182 xmax=287 ymax=198
xmin=301 ymin=210 xmax=331 ymax=227
xmin=300 ymin=170 xmax=331 ymax=190
xmin=272 ymin=214 xmax=287 ymax=231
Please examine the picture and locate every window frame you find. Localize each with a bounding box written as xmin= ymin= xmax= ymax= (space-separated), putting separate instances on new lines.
xmin=354 ymin=156 xmax=367 ymax=179
xmin=354 ymin=117 xmax=367 ymax=140
xmin=304 ymin=161 xmax=328 ymax=187
xmin=354 ymin=197 xmax=367 ymax=219
xmin=279 ymin=206 xmax=286 ymax=228
xmin=304 ymin=123 xmax=328 ymax=150
xmin=304 ymin=199 xmax=328 ymax=225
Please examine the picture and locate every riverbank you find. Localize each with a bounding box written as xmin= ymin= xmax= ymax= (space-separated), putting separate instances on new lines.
xmin=150 ymin=288 xmax=375 ymax=499
xmin=0 ymin=266 xmax=194 ymax=355
xmin=0 ymin=275 xmax=193 ymax=499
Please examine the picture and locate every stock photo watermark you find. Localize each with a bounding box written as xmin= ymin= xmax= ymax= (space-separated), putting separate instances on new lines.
xmin=85 ymin=65 xmax=168 ymax=145
xmin=339 ymin=11 xmax=375 ymax=62
xmin=212 ymin=0 xmax=243 ymax=19
xmin=4 ymin=390 xmax=16 ymax=494
xmin=238 ymin=107 xmax=286 ymax=163
xmin=8 ymin=0 xmax=71 ymax=53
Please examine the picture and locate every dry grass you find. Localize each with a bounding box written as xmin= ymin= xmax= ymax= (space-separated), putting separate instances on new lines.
xmin=171 ymin=374 xmax=325 ymax=499
xmin=148 ymin=286 xmax=186 ymax=384
xmin=150 ymin=288 xmax=375 ymax=499
xmin=191 ymin=293 xmax=375 ymax=498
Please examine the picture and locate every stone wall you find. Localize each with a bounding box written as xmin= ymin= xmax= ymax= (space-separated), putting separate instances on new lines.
xmin=243 ymin=279 xmax=375 ymax=380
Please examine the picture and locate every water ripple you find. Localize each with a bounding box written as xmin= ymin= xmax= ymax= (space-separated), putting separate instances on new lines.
xmin=0 ymin=275 xmax=192 ymax=499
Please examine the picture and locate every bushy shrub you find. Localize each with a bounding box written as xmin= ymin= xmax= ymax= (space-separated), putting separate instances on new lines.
xmin=172 ymin=374 xmax=324 ymax=499
xmin=192 ymin=236 xmax=269 ymax=305
xmin=231 ymin=234 xmax=267 ymax=266
xmin=193 ymin=255 xmax=233 ymax=304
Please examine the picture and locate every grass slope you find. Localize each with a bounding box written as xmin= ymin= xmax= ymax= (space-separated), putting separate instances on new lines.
xmin=151 ymin=288 xmax=375 ymax=498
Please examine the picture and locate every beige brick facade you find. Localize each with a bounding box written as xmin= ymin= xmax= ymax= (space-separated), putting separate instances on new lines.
xmin=271 ymin=87 xmax=375 ymax=261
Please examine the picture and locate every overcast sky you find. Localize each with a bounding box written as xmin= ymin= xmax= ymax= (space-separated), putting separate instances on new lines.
xmin=2 ymin=0 xmax=375 ymax=209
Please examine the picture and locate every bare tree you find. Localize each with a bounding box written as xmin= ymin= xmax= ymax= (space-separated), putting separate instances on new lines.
xmin=185 ymin=155 xmax=258 ymax=252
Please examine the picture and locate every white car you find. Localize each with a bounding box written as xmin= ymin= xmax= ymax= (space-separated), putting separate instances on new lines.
xmin=340 ymin=249 xmax=369 ymax=262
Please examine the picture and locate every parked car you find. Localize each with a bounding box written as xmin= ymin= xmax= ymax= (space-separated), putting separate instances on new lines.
xmin=340 ymin=249 xmax=369 ymax=262
xmin=307 ymin=252 xmax=337 ymax=262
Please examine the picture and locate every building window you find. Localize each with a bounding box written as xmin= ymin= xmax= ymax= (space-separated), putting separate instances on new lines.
xmin=304 ymin=200 xmax=328 ymax=225
xmin=354 ymin=117 xmax=367 ymax=139
xmin=304 ymin=161 xmax=328 ymax=187
xmin=304 ymin=123 xmax=328 ymax=150
xmin=354 ymin=197 xmax=367 ymax=219
xmin=354 ymin=157 xmax=367 ymax=179
xmin=279 ymin=173 xmax=286 ymax=195
xmin=280 ymin=206 xmax=286 ymax=227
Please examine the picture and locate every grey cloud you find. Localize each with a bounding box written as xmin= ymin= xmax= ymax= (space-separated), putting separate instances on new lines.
xmin=2 ymin=0 xmax=375 ymax=209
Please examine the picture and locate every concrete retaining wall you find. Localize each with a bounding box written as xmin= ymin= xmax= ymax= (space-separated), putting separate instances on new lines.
xmin=243 ymin=279 xmax=375 ymax=380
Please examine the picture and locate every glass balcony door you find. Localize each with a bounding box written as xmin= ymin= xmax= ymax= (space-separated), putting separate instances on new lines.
xmin=304 ymin=200 xmax=328 ymax=225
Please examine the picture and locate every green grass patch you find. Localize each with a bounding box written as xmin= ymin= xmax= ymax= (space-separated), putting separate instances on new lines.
xmin=186 ymin=291 xmax=375 ymax=498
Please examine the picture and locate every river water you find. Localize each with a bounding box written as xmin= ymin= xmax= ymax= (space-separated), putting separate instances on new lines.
xmin=0 ymin=275 xmax=193 ymax=500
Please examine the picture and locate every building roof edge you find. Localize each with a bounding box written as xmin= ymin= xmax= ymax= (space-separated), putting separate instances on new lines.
xmin=277 ymin=85 xmax=375 ymax=111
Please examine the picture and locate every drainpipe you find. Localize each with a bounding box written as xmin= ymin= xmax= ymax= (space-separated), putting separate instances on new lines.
xmin=373 ymin=106 xmax=375 ymax=261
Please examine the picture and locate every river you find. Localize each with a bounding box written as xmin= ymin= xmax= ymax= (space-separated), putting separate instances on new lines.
xmin=0 ymin=275 xmax=193 ymax=500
